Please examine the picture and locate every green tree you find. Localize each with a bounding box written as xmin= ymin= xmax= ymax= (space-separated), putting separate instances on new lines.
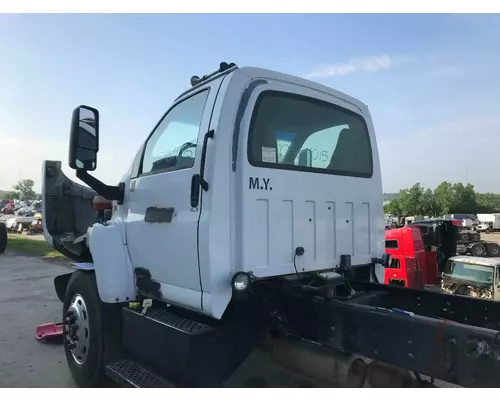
xmin=434 ymin=181 xmax=453 ymax=215
xmin=477 ymin=193 xmax=500 ymax=213
xmin=421 ymin=188 xmax=439 ymax=216
xmin=452 ymin=183 xmax=477 ymax=213
xmin=383 ymin=181 xmax=490 ymax=217
xmin=384 ymin=197 xmax=403 ymax=215
xmin=393 ymin=183 xmax=425 ymax=216
xmin=0 ymin=191 xmax=15 ymax=200
xmin=13 ymin=178 xmax=36 ymax=200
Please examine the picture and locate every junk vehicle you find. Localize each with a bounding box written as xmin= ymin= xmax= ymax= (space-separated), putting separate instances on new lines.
xmin=384 ymin=215 xmax=400 ymax=230
xmin=384 ymin=220 xmax=500 ymax=291
xmin=384 ymin=226 xmax=440 ymax=289
xmin=43 ymin=62 xmax=500 ymax=388
xmin=409 ymin=219 xmax=499 ymax=258
xmin=5 ymin=214 xmax=37 ymax=234
xmin=440 ymin=256 xmax=500 ymax=309
xmin=28 ymin=213 xmax=43 ymax=235
xmin=455 ymin=229 xmax=500 ymax=257
xmin=476 ymin=214 xmax=500 ymax=234
xmin=384 ymin=220 xmax=456 ymax=289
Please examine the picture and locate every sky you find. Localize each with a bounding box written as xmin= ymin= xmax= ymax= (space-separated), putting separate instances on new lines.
xmin=0 ymin=13 xmax=499 ymax=194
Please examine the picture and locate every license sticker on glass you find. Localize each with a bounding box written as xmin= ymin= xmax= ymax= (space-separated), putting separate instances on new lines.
xmin=262 ymin=146 xmax=276 ymax=163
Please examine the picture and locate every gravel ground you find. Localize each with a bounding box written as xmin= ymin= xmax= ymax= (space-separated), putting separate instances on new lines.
xmin=0 ymin=250 xmax=76 ymax=388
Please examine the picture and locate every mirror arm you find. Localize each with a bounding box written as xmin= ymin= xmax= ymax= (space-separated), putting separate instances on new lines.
xmin=76 ymin=170 xmax=124 ymax=204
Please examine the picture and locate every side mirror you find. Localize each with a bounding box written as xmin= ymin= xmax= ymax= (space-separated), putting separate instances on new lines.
xmin=372 ymin=253 xmax=392 ymax=268
xmin=69 ymin=106 xmax=99 ymax=171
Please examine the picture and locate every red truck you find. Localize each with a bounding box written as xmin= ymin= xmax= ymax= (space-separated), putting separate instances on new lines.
xmin=384 ymin=220 xmax=457 ymax=289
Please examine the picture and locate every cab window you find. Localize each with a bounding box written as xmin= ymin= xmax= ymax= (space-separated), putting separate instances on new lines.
xmin=248 ymin=91 xmax=373 ymax=178
xmin=385 ymin=240 xmax=399 ymax=249
xmin=140 ymin=89 xmax=209 ymax=175
xmin=444 ymin=261 xmax=493 ymax=284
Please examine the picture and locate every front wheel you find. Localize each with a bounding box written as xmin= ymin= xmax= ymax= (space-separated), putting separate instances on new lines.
xmin=63 ymin=270 xmax=121 ymax=387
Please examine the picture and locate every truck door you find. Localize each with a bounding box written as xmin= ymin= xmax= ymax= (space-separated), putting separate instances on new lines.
xmin=125 ymin=78 xmax=225 ymax=311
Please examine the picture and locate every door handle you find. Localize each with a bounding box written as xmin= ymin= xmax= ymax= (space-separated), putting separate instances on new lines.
xmin=144 ymin=207 xmax=174 ymax=223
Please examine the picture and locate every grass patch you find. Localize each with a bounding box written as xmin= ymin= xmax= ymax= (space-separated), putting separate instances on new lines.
xmin=7 ymin=234 xmax=67 ymax=259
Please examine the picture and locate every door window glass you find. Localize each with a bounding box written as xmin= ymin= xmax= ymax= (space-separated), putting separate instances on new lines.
xmin=141 ymin=90 xmax=209 ymax=174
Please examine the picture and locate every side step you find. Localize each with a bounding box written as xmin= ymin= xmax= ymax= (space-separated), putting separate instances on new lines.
xmin=105 ymin=359 xmax=173 ymax=388
xmin=121 ymin=305 xmax=263 ymax=387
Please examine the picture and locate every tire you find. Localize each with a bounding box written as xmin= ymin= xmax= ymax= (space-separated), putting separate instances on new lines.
xmin=456 ymin=244 xmax=467 ymax=255
xmin=487 ymin=243 xmax=500 ymax=257
xmin=486 ymin=230 xmax=491 ymax=234
xmin=471 ymin=243 xmax=486 ymax=257
xmin=0 ymin=222 xmax=7 ymax=254
xmin=473 ymin=233 xmax=481 ymax=242
xmin=460 ymin=233 xmax=471 ymax=242
xmin=63 ymin=270 xmax=122 ymax=387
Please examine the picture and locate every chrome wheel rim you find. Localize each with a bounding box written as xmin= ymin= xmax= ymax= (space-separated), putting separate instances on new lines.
xmin=65 ymin=294 xmax=90 ymax=365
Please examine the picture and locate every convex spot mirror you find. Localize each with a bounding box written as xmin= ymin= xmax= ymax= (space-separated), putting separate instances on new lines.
xmin=69 ymin=105 xmax=99 ymax=171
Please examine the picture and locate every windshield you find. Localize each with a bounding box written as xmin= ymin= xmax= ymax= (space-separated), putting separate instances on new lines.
xmin=248 ymin=91 xmax=373 ymax=178
xmin=443 ymin=261 xmax=494 ymax=284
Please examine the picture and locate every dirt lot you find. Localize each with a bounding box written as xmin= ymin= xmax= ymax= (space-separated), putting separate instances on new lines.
xmin=0 ymin=250 xmax=76 ymax=387
xmin=482 ymin=232 xmax=500 ymax=244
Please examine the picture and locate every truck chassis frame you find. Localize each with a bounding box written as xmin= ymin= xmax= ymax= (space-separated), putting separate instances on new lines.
xmin=100 ymin=275 xmax=500 ymax=388
xmin=280 ymin=281 xmax=500 ymax=387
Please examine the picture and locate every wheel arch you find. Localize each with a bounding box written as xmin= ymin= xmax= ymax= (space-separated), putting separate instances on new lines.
xmin=55 ymin=269 xmax=97 ymax=303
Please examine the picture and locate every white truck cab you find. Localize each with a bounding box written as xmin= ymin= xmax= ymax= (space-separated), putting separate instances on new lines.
xmin=44 ymin=62 xmax=385 ymax=319
xmin=41 ymin=63 xmax=500 ymax=389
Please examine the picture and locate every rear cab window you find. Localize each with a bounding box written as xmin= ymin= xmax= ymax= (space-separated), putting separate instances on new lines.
xmin=247 ymin=91 xmax=373 ymax=177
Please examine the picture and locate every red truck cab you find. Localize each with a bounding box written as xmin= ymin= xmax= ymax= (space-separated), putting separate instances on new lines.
xmin=384 ymin=226 xmax=439 ymax=288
